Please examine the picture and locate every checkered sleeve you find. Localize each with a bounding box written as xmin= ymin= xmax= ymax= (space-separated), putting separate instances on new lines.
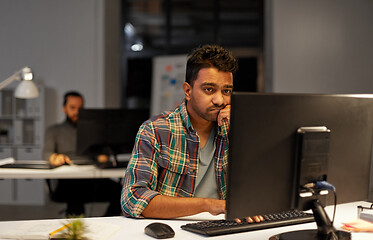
xmin=121 ymin=121 xmax=161 ymax=218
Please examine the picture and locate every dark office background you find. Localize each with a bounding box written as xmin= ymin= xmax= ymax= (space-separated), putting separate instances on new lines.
xmin=120 ymin=0 xmax=264 ymax=110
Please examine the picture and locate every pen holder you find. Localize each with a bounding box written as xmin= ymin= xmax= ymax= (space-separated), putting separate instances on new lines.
xmin=357 ymin=204 xmax=373 ymax=223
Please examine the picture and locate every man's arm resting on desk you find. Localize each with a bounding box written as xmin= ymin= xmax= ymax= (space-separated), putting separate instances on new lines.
xmin=141 ymin=195 xmax=225 ymax=219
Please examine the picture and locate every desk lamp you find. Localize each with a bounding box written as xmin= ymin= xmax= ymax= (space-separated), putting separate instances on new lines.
xmin=0 ymin=67 xmax=39 ymax=99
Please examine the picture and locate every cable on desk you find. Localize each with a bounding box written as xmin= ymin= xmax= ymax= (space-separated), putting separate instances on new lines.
xmin=315 ymin=181 xmax=337 ymax=224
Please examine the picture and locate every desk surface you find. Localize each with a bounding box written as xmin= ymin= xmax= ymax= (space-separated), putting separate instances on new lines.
xmin=0 ymin=164 xmax=126 ymax=179
xmin=0 ymin=201 xmax=371 ymax=240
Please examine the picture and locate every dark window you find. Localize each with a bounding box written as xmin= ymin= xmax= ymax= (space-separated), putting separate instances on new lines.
xmin=121 ymin=0 xmax=264 ymax=109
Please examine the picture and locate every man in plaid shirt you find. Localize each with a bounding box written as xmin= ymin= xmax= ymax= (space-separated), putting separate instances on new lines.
xmin=121 ymin=45 xmax=238 ymax=218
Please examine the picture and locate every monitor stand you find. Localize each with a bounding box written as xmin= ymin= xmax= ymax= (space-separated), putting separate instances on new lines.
xmin=269 ymin=200 xmax=351 ymax=240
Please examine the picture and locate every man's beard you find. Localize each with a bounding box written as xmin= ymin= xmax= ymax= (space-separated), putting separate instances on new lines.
xmin=205 ymin=105 xmax=225 ymax=122
xmin=66 ymin=116 xmax=77 ymax=126
xmin=198 ymin=107 xmax=224 ymax=122
xmin=187 ymin=100 xmax=225 ymax=123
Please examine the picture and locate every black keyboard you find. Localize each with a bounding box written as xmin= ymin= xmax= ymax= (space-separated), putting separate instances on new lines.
xmin=0 ymin=162 xmax=52 ymax=169
xmin=181 ymin=210 xmax=314 ymax=236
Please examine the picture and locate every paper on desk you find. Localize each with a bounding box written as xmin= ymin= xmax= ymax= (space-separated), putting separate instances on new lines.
xmin=0 ymin=157 xmax=15 ymax=166
xmin=0 ymin=220 xmax=121 ymax=240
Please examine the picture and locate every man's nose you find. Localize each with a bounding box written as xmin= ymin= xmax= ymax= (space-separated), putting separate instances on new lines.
xmin=212 ymin=92 xmax=224 ymax=106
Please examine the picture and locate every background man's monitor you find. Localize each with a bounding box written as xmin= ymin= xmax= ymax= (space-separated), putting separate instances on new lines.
xmin=76 ymin=109 xmax=149 ymax=161
xmin=226 ymin=93 xmax=373 ymax=220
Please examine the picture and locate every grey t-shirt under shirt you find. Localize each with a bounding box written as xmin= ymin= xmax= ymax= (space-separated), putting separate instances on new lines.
xmin=194 ymin=128 xmax=219 ymax=199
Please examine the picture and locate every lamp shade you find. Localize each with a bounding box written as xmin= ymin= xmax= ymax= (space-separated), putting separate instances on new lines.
xmin=14 ymin=80 xmax=39 ymax=99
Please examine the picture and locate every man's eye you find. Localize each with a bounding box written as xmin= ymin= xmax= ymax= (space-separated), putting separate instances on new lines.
xmin=204 ymin=88 xmax=214 ymax=93
xmin=223 ymin=89 xmax=232 ymax=95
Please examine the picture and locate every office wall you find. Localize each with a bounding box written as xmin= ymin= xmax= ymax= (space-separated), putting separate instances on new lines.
xmin=4 ymin=1 xmax=371 ymax=123
xmin=265 ymin=0 xmax=373 ymax=201
xmin=0 ymin=0 xmax=120 ymax=128
xmin=265 ymin=0 xmax=373 ymax=93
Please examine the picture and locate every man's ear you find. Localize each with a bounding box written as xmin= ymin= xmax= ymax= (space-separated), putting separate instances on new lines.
xmin=62 ymin=106 xmax=67 ymax=115
xmin=183 ymin=82 xmax=192 ymax=101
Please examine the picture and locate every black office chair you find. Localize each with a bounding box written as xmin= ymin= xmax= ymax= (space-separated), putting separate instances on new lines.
xmin=46 ymin=179 xmax=70 ymax=216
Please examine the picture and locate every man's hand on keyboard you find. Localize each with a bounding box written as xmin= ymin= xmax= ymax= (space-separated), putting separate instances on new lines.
xmin=181 ymin=210 xmax=314 ymax=236
xmin=97 ymin=154 xmax=109 ymax=163
xmin=235 ymin=215 xmax=264 ymax=223
xmin=49 ymin=153 xmax=72 ymax=167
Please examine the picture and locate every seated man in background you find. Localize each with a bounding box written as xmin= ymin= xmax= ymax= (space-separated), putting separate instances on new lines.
xmin=43 ymin=91 xmax=122 ymax=217
xmin=121 ymin=45 xmax=237 ymax=218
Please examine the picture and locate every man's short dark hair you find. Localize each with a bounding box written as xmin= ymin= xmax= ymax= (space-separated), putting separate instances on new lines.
xmin=185 ymin=44 xmax=238 ymax=85
xmin=63 ymin=91 xmax=84 ymax=106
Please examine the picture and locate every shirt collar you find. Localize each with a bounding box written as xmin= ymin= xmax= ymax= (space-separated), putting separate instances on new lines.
xmin=178 ymin=100 xmax=194 ymax=133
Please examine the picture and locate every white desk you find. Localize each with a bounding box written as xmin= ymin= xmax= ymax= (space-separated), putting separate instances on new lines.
xmin=0 ymin=164 xmax=126 ymax=179
xmin=0 ymin=201 xmax=371 ymax=240
xmin=0 ymin=164 xmax=126 ymax=205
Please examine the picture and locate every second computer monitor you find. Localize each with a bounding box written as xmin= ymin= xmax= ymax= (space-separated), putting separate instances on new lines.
xmin=76 ymin=108 xmax=149 ymax=158
xmin=226 ymin=93 xmax=373 ymax=219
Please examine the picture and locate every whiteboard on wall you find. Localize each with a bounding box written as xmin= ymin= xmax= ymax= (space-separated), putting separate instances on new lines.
xmin=150 ymin=55 xmax=187 ymax=116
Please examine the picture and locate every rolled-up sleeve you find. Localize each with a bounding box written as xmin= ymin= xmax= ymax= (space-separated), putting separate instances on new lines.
xmin=121 ymin=122 xmax=161 ymax=218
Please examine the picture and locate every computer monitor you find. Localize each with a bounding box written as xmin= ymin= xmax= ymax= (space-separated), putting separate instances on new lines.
xmin=76 ymin=108 xmax=149 ymax=164
xmin=226 ymin=92 xmax=373 ymax=220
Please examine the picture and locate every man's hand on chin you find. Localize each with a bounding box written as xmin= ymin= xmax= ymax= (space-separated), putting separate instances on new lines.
xmin=217 ymin=105 xmax=231 ymax=126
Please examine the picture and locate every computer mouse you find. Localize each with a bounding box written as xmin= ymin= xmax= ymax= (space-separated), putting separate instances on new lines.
xmin=144 ymin=222 xmax=175 ymax=239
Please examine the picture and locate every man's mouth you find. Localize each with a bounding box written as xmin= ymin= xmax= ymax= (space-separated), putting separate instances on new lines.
xmin=209 ymin=107 xmax=223 ymax=112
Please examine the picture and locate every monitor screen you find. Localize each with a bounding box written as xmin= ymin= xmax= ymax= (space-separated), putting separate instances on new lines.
xmin=76 ymin=109 xmax=149 ymax=158
xmin=226 ymin=93 xmax=373 ymax=219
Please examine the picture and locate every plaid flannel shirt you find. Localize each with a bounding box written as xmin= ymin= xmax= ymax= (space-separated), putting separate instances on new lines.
xmin=121 ymin=101 xmax=229 ymax=218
